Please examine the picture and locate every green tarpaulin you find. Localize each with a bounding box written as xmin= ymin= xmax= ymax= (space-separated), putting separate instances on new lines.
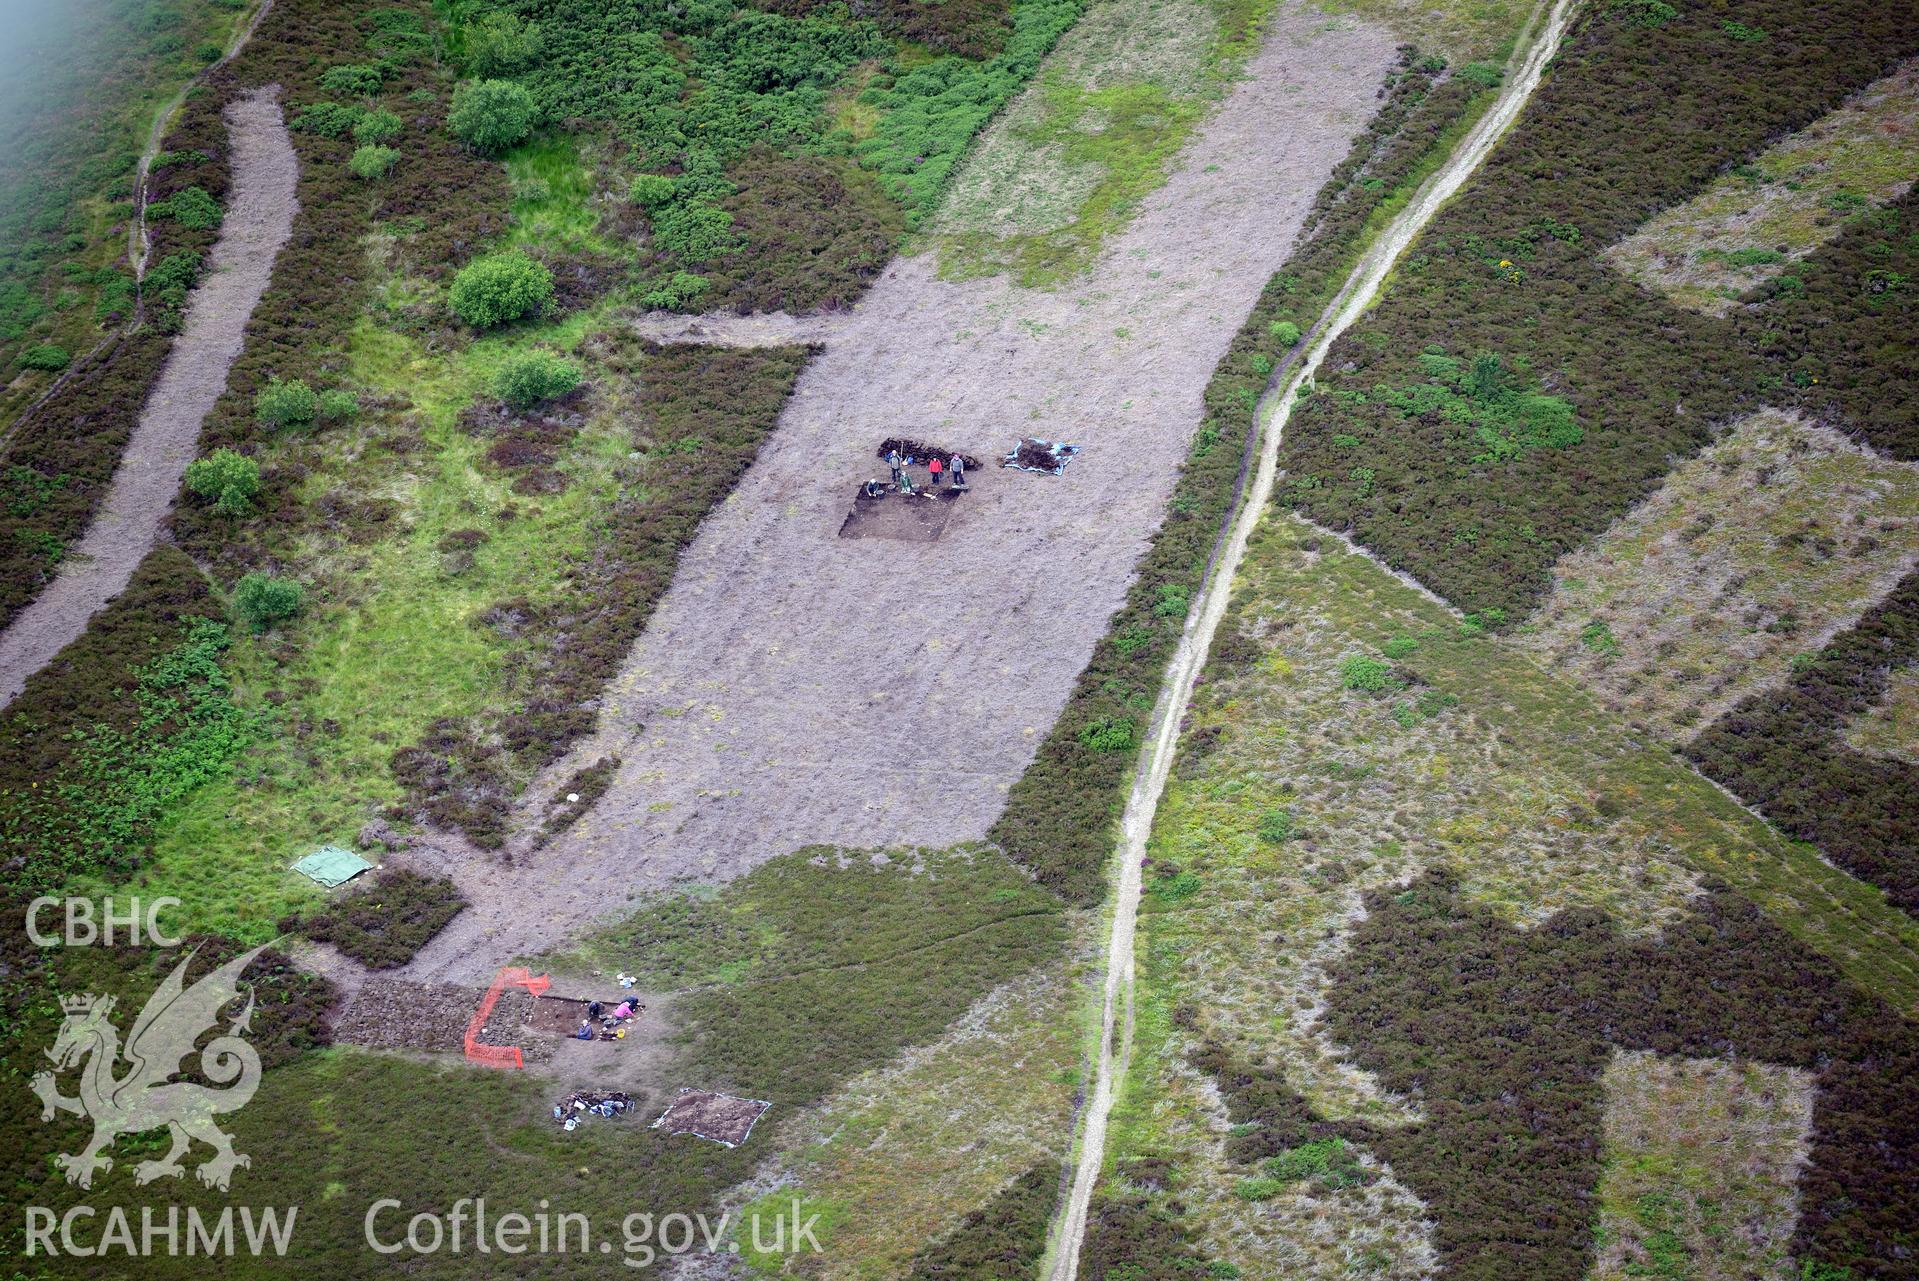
xmin=291 ymin=845 xmax=372 ymax=887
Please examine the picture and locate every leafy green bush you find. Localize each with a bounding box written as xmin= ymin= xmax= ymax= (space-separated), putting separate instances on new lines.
xmin=352 ymin=108 xmax=403 ymax=145
xmin=466 ymin=12 xmax=544 ymax=76
xmin=448 ymin=249 xmax=553 ymax=327
xmin=184 ymin=447 xmax=261 ymax=517
xmin=493 ymin=350 xmax=581 ymax=409
xmin=2 ymin=465 xmax=59 ymax=518
xmin=20 ymin=344 xmax=70 ymax=371
xmin=233 ymin=572 xmax=303 ymax=633
xmin=291 ymin=101 xmax=364 ymax=138
xmin=638 ymin=270 xmax=709 ymax=310
xmin=1078 ymin=716 xmax=1137 ymax=752
xmin=648 ymin=200 xmax=736 ymax=263
xmin=447 ymin=78 xmax=536 ymax=155
xmin=318 ymin=389 xmax=360 ymax=421
xmin=148 ymin=185 xmax=221 ymax=231
xmin=1339 ymin=655 xmax=1394 ymax=691
xmin=348 ymin=144 xmax=399 ymax=180
xmin=1269 ymin=319 xmax=1302 ymax=346
xmin=319 ymin=62 xmax=386 ymax=95
xmin=629 ymin=173 xmax=678 ymax=209
xmin=1382 ymin=634 xmax=1417 ymax=659
xmin=254 ymin=377 xmax=319 ymax=428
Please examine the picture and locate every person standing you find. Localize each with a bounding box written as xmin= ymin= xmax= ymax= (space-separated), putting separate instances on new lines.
xmin=887 ymin=448 xmax=903 ymax=489
xmin=950 ymin=453 xmax=966 ymax=487
xmin=928 ymin=455 xmax=944 ymax=488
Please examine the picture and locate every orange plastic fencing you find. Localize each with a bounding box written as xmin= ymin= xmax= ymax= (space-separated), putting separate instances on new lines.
xmin=463 ymin=966 xmax=552 ymax=1069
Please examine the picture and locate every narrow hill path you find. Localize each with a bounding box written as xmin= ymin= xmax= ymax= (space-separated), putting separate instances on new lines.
xmin=628 ymin=309 xmax=845 ymax=348
xmin=1040 ymin=1 xmax=1581 ymax=1276
xmin=0 ymin=86 xmax=297 ymax=708
xmin=401 ymin=1 xmax=1404 ymax=981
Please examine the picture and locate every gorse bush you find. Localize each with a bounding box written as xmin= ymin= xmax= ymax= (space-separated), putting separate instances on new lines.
xmin=184 ymin=447 xmax=260 ymax=517
xmin=447 ymin=78 xmax=536 ymax=155
xmin=493 ymin=349 xmax=581 ymax=409
xmin=233 ymin=572 xmax=303 ymax=633
xmin=448 ymin=249 xmax=552 ymax=327
xmin=319 ymin=62 xmax=386 ymax=95
xmin=254 ymin=377 xmax=318 ymax=427
xmin=1339 ymin=655 xmax=1394 ymax=691
xmin=1078 ymin=716 xmax=1137 ymax=752
xmin=20 ymin=343 xmax=69 ymax=371
xmin=348 ymin=144 xmax=399 ymax=179
xmin=147 ymin=185 xmax=221 ymax=230
xmin=292 ymin=100 xmax=363 ymax=138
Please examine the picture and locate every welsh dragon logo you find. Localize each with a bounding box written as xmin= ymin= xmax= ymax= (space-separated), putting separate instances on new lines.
xmin=31 ymin=945 xmax=267 ymax=1192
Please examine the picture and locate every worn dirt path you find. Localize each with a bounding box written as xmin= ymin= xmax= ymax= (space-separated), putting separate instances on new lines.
xmin=0 ymin=87 xmax=297 ymax=708
xmin=1038 ymin=3 xmax=1581 ymax=1276
xmin=627 ymin=309 xmax=844 ymax=348
xmin=402 ymin=2 xmax=1402 ymax=980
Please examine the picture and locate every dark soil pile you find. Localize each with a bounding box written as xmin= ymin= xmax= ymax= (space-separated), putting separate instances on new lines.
xmin=878 ymin=438 xmax=981 ymax=470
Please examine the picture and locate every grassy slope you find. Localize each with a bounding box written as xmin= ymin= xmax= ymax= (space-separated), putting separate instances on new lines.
xmin=0 ymin=0 xmax=255 ymax=411
xmin=1102 ymin=514 xmax=1919 ymax=1279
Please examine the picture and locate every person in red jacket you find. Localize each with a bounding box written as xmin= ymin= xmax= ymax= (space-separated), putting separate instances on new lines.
xmin=928 ymin=455 xmax=944 ymax=487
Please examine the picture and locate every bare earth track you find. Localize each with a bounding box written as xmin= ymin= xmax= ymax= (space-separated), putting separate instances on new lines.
xmin=0 ymin=86 xmax=297 ymax=708
xmin=1039 ymin=1 xmax=1581 ymax=1275
xmin=402 ymin=3 xmax=1402 ymax=980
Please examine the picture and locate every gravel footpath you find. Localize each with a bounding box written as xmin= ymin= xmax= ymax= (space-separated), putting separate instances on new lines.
xmin=0 ymin=87 xmax=297 ymax=708
xmin=404 ymin=6 xmax=1400 ymax=981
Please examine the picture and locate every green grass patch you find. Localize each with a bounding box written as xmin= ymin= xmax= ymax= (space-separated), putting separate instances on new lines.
xmin=501 ymin=132 xmax=626 ymax=258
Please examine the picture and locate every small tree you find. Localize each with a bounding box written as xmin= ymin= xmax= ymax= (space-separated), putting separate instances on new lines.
xmin=348 ymin=145 xmax=399 ymax=180
xmin=1269 ymin=320 xmax=1302 ymax=347
xmin=185 ymin=447 xmax=261 ymax=517
xmin=255 ymin=377 xmax=318 ymax=428
xmin=448 ymin=250 xmax=553 ymax=328
xmin=234 ymin=573 xmax=303 ymax=633
xmin=447 ymin=79 xmax=535 ymax=156
xmin=352 ymin=109 xmax=403 ymax=145
xmin=494 ymin=350 xmax=581 ymax=409
xmin=466 ymin=13 xmax=544 ymax=76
